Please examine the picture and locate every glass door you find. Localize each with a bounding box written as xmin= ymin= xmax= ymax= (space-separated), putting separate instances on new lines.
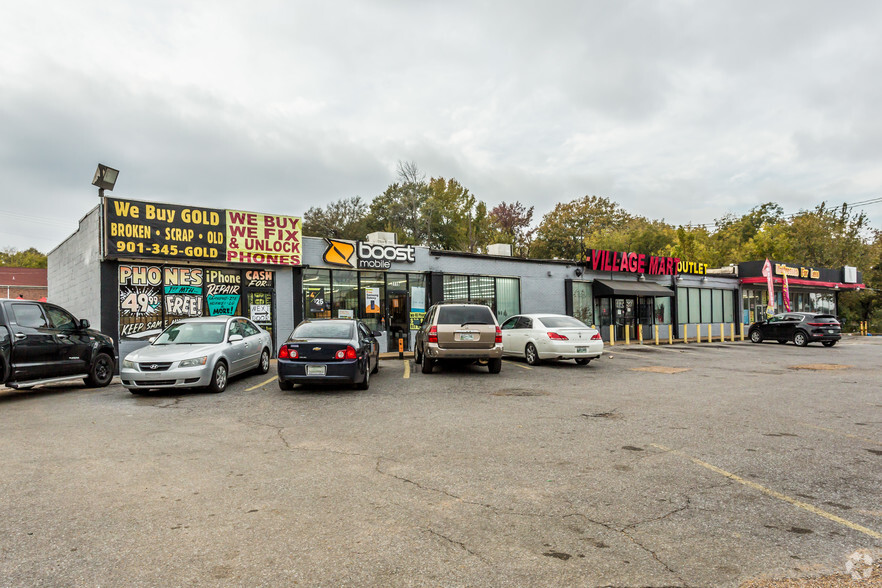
xmin=614 ymin=297 xmax=636 ymax=341
xmin=386 ymin=273 xmax=409 ymax=352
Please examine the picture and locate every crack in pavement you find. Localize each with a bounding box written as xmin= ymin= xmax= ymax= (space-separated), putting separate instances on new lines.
xmin=426 ymin=528 xmax=488 ymax=563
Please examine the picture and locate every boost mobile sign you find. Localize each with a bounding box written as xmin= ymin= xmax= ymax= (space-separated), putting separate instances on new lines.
xmin=323 ymin=239 xmax=416 ymax=270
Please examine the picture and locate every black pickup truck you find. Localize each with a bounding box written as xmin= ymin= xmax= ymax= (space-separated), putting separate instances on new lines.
xmin=0 ymin=298 xmax=116 ymax=390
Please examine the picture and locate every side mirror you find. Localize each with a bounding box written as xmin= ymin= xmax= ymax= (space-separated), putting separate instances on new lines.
xmin=371 ymin=330 xmax=382 ymax=338
xmin=229 ymin=334 xmax=244 ymax=343
xmin=79 ymin=319 xmax=90 ymax=329
xmin=148 ymin=336 xmax=157 ymax=344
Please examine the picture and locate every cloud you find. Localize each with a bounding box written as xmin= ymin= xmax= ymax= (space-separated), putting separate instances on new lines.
xmin=2 ymin=0 xmax=882 ymax=252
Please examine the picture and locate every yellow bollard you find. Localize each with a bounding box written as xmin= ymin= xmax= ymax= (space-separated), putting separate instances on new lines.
xmin=625 ymin=327 xmax=630 ymax=345
xmin=730 ymin=323 xmax=735 ymax=342
xmin=683 ymin=324 xmax=689 ymax=344
xmin=637 ymin=325 xmax=643 ymax=345
xmin=654 ymin=324 xmax=659 ymax=345
xmin=709 ymin=323 xmax=713 ymax=342
xmin=668 ymin=324 xmax=673 ymax=345
xmin=697 ymin=324 xmax=702 ymax=343
xmin=610 ymin=324 xmax=615 ymax=346
xmin=719 ymin=323 xmax=724 ymax=343
xmin=739 ymin=323 xmax=745 ymax=341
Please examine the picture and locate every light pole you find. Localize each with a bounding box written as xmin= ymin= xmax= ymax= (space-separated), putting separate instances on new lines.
xmin=91 ymin=164 xmax=119 ymax=198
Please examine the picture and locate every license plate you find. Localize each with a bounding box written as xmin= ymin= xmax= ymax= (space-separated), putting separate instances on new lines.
xmin=306 ymin=365 xmax=326 ymax=376
xmin=575 ymin=346 xmax=587 ymax=353
xmin=828 ymin=329 xmax=835 ymax=334
xmin=458 ymin=333 xmax=475 ymax=341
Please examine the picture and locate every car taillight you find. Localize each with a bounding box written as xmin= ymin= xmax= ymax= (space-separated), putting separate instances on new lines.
xmin=547 ymin=331 xmax=569 ymax=340
xmin=428 ymin=326 xmax=438 ymax=343
xmin=808 ymin=322 xmax=839 ymax=327
xmin=591 ymin=332 xmax=602 ymax=340
xmin=495 ymin=326 xmax=502 ymax=344
xmin=278 ymin=345 xmax=298 ymax=359
xmin=336 ymin=346 xmax=357 ymax=360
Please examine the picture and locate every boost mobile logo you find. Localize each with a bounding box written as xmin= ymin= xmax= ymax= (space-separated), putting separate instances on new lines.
xmin=357 ymin=242 xmax=416 ymax=269
xmin=322 ymin=239 xmax=356 ymax=267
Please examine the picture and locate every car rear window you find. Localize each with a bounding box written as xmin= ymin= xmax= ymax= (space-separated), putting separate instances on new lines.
xmin=539 ymin=316 xmax=587 ymax=329
xmin=291 ymin=322 xmax=353 ymax=339
xmin=811 ymin=315 xmax=838 ymax=322
xmin=437 ymin=306 xmax=495 ymax=325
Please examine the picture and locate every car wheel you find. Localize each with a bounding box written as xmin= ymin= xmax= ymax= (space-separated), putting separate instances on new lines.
xmin=793 ymin=331 xmax=808 ymax=347
xmin=84 ymin=352 xmax=114 ymax=387
xmin=575 ymin=358 xmax=591 ymax=365
xmin=749 ymin=329 xmax=763 ymax=344
xmin=357 ymin=360 xmax=370 ymax=390
xmin=207 ymin=362 xmax=228 ymax=393
xmin=256 ymin=349 xmax=270 ymax=374
xmin=525 ymin=343 xmax=541 ymax=366
xmin=822 ymin=341 xmax=837 ymax=347
xmin=777 ymin=339 xmax=788 ymax=344
xmin=278 ymin=379 xmax=293 ymax=391
xmin=421 ymin=357 xmax=434 ymax=374
xmin=488 ymin=358 xmax=502 ymax=374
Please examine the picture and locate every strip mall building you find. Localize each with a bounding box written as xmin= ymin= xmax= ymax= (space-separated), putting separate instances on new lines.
xmin=48 ymin=197 xmax=865 ymax=358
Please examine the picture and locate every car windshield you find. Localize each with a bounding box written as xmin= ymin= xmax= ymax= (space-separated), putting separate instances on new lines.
xmin=437 ymin=306 xmax=495 ymax=325
xmin=291 ymin=322 xmax=353 ymax=339
xmin=154 ymin=322 xmax=226 ymax=345
xmin=539 ymin=316 xmax=587 ymax=329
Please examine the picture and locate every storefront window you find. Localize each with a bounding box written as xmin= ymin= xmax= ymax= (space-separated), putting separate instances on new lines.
xmin=495 ymin=277 xmax=520 ymax=323
xmin=470 ymin=276 xmax=495 ymax=308
xmin=688 ymin=288 xmax=700 ymax=323
xmin=598 ymin=298 xmax=612 ymax=331
xmin=700 ymin=289 xmax=712 ymax=323
xmin=654 ymin=297 xmax=670 ymax=324
xmin=572 ymin=281 xmax=593 ymax=326
xmin=712 ymin=289 xmax=723 ymax=323
xmin=332 ymin=270 xmax=358 ymax=319
xmin=678 ymin=289 xmax=689 ymax=325
xmin=304 ymin=268 xmax=331 ymax=319
xmin=443 ymin=275 xmax=468 ymax=301
xmin=409 ymin=274 xmax=427 ymax=330
xmin=723 ymin=290 xmax=734 ymax=323
xmin=360 ymin=271 xmax=385 ymax=331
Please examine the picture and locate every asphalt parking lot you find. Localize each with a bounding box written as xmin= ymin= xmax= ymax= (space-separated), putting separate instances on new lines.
xmin=1 ymin=337 xmax=880 ymax=587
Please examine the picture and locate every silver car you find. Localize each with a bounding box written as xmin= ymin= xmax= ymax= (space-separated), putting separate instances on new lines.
xmin=120 ymin=316 xmax=273 ymax=394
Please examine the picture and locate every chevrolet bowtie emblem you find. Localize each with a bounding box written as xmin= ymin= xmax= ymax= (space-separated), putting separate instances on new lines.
xmin=313 ymin=347 xmax=322 ymax=351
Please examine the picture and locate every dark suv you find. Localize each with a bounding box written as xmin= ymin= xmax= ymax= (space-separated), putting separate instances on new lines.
xmin=748 ymin=312 xmax=841 ymax=347
xmin=414 ymin=302 xmax=503 ymax=374
xmin=0 ymin=299 xmax=116 ymax=389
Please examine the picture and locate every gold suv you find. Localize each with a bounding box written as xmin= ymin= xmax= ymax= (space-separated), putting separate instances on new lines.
xmin=414 ymin=302 xmax=503 ymax=374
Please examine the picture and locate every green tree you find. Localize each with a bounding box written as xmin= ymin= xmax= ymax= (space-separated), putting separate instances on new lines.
xmin=532 ymin=196 xmax=631 ymax=259
xmin=367 ymin=161 xmax=431 ymax=245
xmin=302 ymin=196 xmax=370 ymax=240
xmin=0 ymin=247 xmax=47 ymax=268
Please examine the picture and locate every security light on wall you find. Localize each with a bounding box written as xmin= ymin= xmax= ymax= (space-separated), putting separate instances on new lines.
xmin=92 ymin=164 xmax=119 ymax=194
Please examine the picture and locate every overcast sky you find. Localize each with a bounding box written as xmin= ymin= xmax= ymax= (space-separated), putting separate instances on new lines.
xmin=2 ymin=1 xmax=881 ymax=254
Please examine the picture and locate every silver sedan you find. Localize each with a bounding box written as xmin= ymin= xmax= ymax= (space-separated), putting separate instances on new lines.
xmin=120 ymin=316 xmax=273 ymax=393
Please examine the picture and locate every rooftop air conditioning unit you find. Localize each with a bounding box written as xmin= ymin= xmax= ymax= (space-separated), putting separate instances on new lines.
xmin=487 ymin=243 xmax=512 ymax=256
xmin=365 ymin=231 xmax=397 ymax=245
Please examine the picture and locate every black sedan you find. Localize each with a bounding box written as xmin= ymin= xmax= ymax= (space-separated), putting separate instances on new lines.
xmin=748 ymin=312 xmax=841 ymax=347
xmin=277 ymin=319 xmax=380 ymax=390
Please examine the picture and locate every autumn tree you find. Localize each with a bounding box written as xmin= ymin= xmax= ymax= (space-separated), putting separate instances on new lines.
xmin=367 ymin=161 xmax=431 ymax=245
xmin=489 ymin=201 xmax=535 ymax=257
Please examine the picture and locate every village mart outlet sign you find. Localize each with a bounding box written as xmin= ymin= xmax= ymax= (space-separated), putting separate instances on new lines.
xmin=322 ymin=239 xmax=416 ymax=270
xmin=585 ymin=248 xmax=708 ymax=275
